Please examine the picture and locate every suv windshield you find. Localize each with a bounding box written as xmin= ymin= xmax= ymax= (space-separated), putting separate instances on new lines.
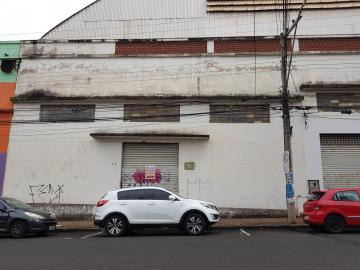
xmin=308 ymin=192 xmax=325 ymax=201
xmin=3 ymin=197 xmax=31 ymax=210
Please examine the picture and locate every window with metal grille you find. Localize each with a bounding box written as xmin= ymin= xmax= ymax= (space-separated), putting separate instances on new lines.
xmin=210 ymin=105 xmax=270 ymax=123
xmin=124 ymin=104 xmax=180 ymax=122
xmin=40 ymin=105 xmax=95 ymax=122
xmin=317 ymin=93 xmax=360 ymax=112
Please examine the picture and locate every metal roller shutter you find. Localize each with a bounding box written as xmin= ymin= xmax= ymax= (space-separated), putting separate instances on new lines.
xmin=320 ymin=134 xmax=360 ymax=189
xmin=121 ymin=143 xmax=179 ymax=193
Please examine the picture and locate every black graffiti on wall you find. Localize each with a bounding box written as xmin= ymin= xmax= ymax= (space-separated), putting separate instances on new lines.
xmin=29 ymin=184 xmax=65 ymax=204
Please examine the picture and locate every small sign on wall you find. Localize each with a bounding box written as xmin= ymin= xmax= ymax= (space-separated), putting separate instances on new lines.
xmin=283 ymin=151 xmax=290 ymax=174
xmin=145 ymin=165 xmax=156 ymax=181
xmin=285 ymin=172 xmax=294 ymax=184
xmin=308 ymin=180 xmax=320 ymax=194
xmin=184 ymin=162 xmax=195 ymax=170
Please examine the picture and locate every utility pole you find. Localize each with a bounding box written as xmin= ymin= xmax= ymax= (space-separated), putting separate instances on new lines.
xmin=280 ymin=0 xmax=307 ymax=224
xmin=280 ymin=0 xmax=296 ymax=224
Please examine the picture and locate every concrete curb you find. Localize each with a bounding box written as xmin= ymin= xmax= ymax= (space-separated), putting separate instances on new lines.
xmin=55 ymin=224 xmax=309 ymax=233
xmin=214 ymin=224 xmax=308 ymax=230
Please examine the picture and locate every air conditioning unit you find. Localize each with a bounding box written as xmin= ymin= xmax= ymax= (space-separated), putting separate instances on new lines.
xmin=0 ymin=59 xmax=17 ymax=74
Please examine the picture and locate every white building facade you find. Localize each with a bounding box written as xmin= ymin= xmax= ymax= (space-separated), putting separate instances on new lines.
xmin=3 ymin=0 xmax=360 ymax=218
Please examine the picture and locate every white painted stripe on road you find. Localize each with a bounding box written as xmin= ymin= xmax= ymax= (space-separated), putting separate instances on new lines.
xmin=80 ymin=232 xmax=103 ymax=239
xmin=240 ymin=229 xmax=251 ymax=236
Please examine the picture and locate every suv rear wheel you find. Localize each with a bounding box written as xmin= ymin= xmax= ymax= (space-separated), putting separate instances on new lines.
xmin=105 ymin=215 xmax=127 ymax=237
xmin=184 ymin=213 xmax=206 ymax=236
xmin=325 ymin=214 xmax=345 ymax=234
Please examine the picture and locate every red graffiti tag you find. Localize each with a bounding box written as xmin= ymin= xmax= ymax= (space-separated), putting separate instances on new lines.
xmin=132 ymin=169 xmax=162 ymax=184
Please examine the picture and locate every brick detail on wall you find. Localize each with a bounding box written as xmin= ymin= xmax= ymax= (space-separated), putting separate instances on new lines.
xmin=115 ymin=38 xmax=360 ymax=55
xmin=299 ymin=38 xmax=360 ymax=51
xmin=115 ymin=41 xmax=207 ymax=55
xmin=214 ymin=39 xmax=290 ymax=53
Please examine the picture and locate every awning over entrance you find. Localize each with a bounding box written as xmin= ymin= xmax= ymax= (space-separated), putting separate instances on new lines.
xmin=90 ymin=132 xmax=210 ymax=141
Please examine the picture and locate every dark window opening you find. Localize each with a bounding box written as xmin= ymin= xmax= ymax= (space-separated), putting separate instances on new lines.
xmin=124 ymin=104 xmax=180 ymax=122
xmin=40 ymin=105 xmax=95 ymax=122
xmin=210 ymin=104 xmax=270 ymax=123
xmin=317 ymin=93 xmax=360 ymax=112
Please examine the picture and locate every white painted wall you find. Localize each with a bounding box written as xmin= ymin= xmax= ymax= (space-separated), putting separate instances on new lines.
xmin=5 ymin=99 xmax=358 ymax=211
xmin=302 ymin=113 xmax=360 ymax=188
xmin=7 ymin=40 xmax=360 ymax=211
xmin=21 ymin=42 xmax=115 ymax=57
xmin=15 ymin=53 xmax=360 ymax=98
xmin=4 ymin=102 xmax=297 ymax=210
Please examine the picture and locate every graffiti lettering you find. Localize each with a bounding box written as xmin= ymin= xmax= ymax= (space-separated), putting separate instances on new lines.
xmin=121 ymin=171 xmax=171 ymax=187
xmin=29 ymin=184 xmax=64 ymax=204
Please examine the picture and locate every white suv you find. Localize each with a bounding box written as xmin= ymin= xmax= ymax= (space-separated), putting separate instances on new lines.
xmin=94 ymin=187 xmax=220 ymax=236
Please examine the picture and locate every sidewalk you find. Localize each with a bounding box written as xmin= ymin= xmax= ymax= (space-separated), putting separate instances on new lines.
xmin=57 ymin=218 xmax=306 ymax=232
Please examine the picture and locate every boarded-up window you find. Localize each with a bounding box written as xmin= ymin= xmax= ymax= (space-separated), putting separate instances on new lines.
xmin=124 ymin=104 xmax=180 ymax=122
xmin=317 ymin=93 xmax=360 ymax=112
xmin=40 ymin=105 xmax=95 ymax=122
xmin=210 ymin=105 xmax=270 ymax=123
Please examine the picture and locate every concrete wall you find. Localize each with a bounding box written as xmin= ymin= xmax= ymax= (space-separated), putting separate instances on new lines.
xmin=15 ymin=51 xmax=360 ymax=98
xmin=5 ymin=39 xmax=360 ymax=216
xmin=3 ymin=101 xmax=296 ymax=211
xmin=7 ymin=97 xmax=353 ymax=217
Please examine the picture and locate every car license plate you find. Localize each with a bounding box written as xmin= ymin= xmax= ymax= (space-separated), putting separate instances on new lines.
xmin=49 ymin=226 xmax=56 ymax=231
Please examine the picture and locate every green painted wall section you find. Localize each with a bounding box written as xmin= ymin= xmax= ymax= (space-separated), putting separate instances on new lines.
xmin=0 ymin=42 xmax=20 ymax=83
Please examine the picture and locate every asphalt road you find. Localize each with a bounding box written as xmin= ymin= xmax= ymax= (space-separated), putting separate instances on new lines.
xmin=1 ymin=228 xmax=360 ymax=270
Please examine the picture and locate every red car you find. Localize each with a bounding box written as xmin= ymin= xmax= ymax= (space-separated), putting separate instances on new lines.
xmin=303 ymin=188 xmax=360 ymax=233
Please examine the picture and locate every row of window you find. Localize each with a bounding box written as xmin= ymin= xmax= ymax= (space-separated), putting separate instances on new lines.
xmin=39 ymin=104 xmax=271 ymax=124
xmin=317 ymin=93 xmax=360 ymax=112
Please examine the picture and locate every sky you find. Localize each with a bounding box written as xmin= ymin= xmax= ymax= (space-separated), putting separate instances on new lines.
xmin=0 ymin=0 xmax=95 ymax=41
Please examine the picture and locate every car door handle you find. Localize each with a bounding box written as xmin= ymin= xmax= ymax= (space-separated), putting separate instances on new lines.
xmin=119 ymin=202 xmax=127 ymax=206
xmin=148 ymin=202 xmax=155 ymax=206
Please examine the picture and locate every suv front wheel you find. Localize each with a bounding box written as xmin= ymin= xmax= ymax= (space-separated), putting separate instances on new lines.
xmin=10 ymin=220 xmax=27 ymax=238
xmin=184 ymin=213 xmax=206 ymax=236
xmin=104 ymin=215 xmax=127 ymax=237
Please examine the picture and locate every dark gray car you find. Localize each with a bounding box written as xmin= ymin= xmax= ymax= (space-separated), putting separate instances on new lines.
xmin=0 ymin=197 xmax=57 ymax=238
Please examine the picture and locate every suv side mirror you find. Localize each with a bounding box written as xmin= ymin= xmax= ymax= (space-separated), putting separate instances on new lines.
xmin=168 ymin=195 xmax=177 ymax=201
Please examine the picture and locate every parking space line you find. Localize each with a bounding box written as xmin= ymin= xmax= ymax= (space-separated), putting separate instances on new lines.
xmin=80 ymin=232 xmax=103 ymax=239
xmin=240 ymin=229 xmax=251 ymax=236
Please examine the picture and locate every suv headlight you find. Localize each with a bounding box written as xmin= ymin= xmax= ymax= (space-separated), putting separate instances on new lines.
xmin=24 ymin=212 xmax=45 ymax=220
xmin=200 ymin=203 xmax=217 ymax=210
